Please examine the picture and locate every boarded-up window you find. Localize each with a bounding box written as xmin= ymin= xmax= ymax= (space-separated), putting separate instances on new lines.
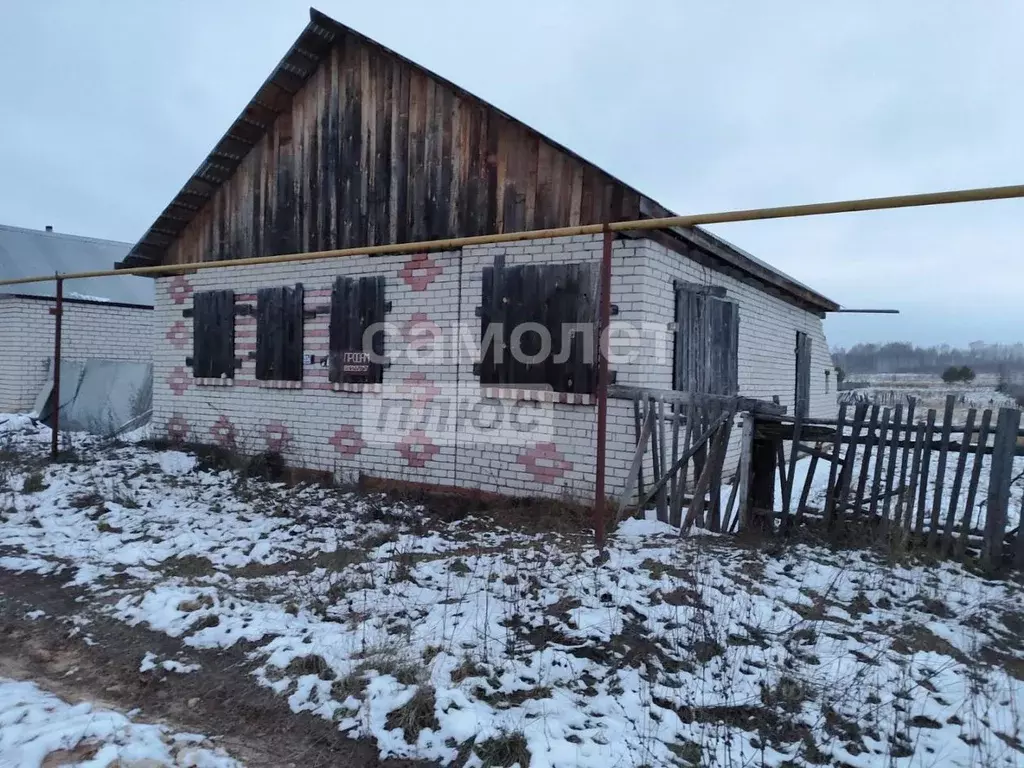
xmin=795 ymin=331 xmax=811 ymax=419
xmin=674 ymin=283 xmax=739 ymax=396
xmin=192 ymin=290 xmax=235 ymax=379
xmin=256 ymin=284 xmax=304 ymax=381
xmin=329 ymin=276 xmax=386 ymax=384
xmin=479 ymin=262 xmax=597 ymax=394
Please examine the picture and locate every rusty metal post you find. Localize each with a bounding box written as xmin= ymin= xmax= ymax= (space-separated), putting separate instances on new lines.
xmin=50 ymin=276 xmax=64 ymax=460
xmin=593 ymin=226 xmax=614 ymax=548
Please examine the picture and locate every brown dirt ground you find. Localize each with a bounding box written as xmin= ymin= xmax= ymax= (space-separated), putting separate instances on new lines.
xmin=0 ymin=568 xmax=436 ymax=768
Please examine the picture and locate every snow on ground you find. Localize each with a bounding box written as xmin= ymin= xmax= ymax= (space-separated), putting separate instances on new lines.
xmin=0 ymin=678 xmax=241 ymax=767
xmin=1 ymin=414 xmax=1024 ymax=767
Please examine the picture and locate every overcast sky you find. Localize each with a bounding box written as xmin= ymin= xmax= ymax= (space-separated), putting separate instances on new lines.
xmin=1 ymin=1 xmax=1021 ymax=349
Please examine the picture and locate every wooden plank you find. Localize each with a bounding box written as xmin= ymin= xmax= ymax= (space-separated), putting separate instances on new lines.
xmin=670 ymin=400 xmax=680 ymax=516
xmin=736 ymin=413 xmax=755 ymax=530
xmin=958 ymin=408 xmax=993 ymax=558
xmin=880 ymin=403 xmax=903 ymax=527
xmin=656 ymin=396 xmax=669 ymax=522
xmin=192 ymin=292 xmax=208 ymax=378
xmin=708 ymin=412 xmax=733 ymax=532
xmin=649 ymin=396 xmax=663 ymax=521
xmin=928 ymin=395 xmax=956 ymax=549
xmin=914 ymin=408 xmax=937 ymax=538
xmin=940 ymin=408 xmax=976 ymax=557
xmin=895 ymin=398 xmax=917 ymax=528
xmin=982 ymin=407 xmax=1020 ymax=572
xmin=834 ymin=404 xmax=868 ymax=529
xmin=852 ymin=405 xmax=880 ymax=520
xmin=823 ymin=405 xmax=847 ymax=526
xmin=284 ymin=283 xmax=304 ymax=381
xmin=795 ymin=331 xmax=810 ymax=419
xmin=903 ymin=421 xmax=926 ymax=537
xmin=781 ymin=406 xmax=802 ymax=526
xmin=796 ymin=444 xmax=820 ymax=524
xmin=869 ymin=407 xmax=891 ymax=520
xmin=632 ymin=393 xmax=645 ymax=502
xmin=370 ymin=275 xmax=386 ymax=383
xmin=616 ymin=404 xmax=655 ymax=518
xmin=670 ymin=399 xmax=696 ymax=528
xmin=607 ymin=385 xmax=785 ymax=416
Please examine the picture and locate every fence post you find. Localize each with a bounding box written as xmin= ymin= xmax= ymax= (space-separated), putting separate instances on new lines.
xmin=49 ymin=275 xmax=64 ymax=461
xmin=736 ymin=413 xmax=755 ymax=530
xmin=982 ymin=407 xmax=1020 ymax=573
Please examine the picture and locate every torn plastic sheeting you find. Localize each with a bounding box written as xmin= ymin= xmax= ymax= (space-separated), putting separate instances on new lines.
xmin=36 ymin=359 xmax=152 ymax=436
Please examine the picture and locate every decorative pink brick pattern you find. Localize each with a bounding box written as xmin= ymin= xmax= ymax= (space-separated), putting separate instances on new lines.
xmin=167 ymin=275 xmax=193 ymax=305
xmin=265 ymin=420 xmax=292 ymax=453
xmin=149 ymin=233 xmax=835 ymax=502
xmin=517 ymin=442 xmax=573 ymax=484
xmin=167 ymin=413 xmax=189 ymax=443
xmin=167 ymin=366 xmax=190 ymax=396
xmin=210 ymin=415 xmax=237 ymax=447
xmin=396 ymin=430 xmax=441 ymax=468
xmin=399 ymin=254 xmax=442 ymax=292
xmin=166 ymin=320 xmax=189 ymax=350
xmin=329 ymin=424 xmax=365 ymax=457
xmin=398 ymin=372 xmax=441 ymax=409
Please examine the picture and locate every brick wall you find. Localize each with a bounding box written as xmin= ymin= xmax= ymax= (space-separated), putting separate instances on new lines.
xmin=151 ymin=234 xmax=834 ymax=500
xmin=0 ymin=296 xmax=154 ymax=413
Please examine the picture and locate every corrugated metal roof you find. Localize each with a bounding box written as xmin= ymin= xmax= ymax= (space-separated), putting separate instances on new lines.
xmin=0 ymin=224 xmax=154 ymax=306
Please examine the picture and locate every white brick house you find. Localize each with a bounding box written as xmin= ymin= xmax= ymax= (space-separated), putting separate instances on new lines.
xmin=125 ymin=8 xmax=839 ymax=501
xmin=0 ymin=224 xmax=153 ymax=414
xmin=147 ymin=233 xmax=834 ymax=500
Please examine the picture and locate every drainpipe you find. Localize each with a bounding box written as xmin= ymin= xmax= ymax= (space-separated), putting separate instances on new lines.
xmin=593 ymin=225 xmax=613 ymax=548
xmin=50 ymin=275 xmax=64 ymax=460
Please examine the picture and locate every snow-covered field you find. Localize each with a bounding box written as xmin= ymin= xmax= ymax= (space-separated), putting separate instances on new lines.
xmin=0 ymin=678 xmax=241 ymax=767
xmin=839 ymin=372 xmax=1016 ymax=415
xmin=1 ymin=414 xmax=1024 ymax=767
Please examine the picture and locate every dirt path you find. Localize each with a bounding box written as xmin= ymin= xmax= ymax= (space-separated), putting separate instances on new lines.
xmin=0 ymin=568 xmax=432 ymax=768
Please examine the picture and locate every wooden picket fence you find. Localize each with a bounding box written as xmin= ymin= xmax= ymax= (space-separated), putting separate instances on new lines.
xmin=741 ymin=394 xmax=1024 ymax=573
xmin=611 ymin=386 xmax=784 ymax=534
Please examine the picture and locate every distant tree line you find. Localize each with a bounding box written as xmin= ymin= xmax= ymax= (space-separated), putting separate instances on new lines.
xmin=832 ymin=341 xmax=1024 ymax=375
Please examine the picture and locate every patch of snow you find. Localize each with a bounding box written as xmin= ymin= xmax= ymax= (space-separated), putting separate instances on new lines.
xmin=140 ymin=652 xmax=201 ymax=675
xmin=157 ymin=450 xmax=198 ymax=476
xmin=0 ymin=678 xmax=241 ymax=766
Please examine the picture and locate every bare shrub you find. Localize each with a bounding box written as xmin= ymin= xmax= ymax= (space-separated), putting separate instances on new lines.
xmin=385 ymin=684 xmax=439 ymax=743
xmin=475 ymin=730 xmax=530 ymax=768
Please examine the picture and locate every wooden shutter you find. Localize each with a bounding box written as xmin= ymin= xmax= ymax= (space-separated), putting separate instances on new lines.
xmin=479 ymin=267 xmax=498 ymax=385
xmin=192 ymin=290 xmax=235 ymax=379
xmin=707 ymin=298 xmax=739 ymax=396
xmin=795 ymin=331 xmax=811 ymax=418
xmin=329 ymin=276 xmax=386 ymax=384
xmin=256 ymin=284 xmax=304 ymax=381
xmin=674 ymin=286 xmax=707 ymax=393
xmin=479 ymin=262 xmax=596 ymax=393
xmin=675 ymin=283 xmax=737 ymax=395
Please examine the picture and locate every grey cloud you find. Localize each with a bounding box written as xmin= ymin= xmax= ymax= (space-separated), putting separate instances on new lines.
xmin=1 ymin=0 xmax=1020 ymax=349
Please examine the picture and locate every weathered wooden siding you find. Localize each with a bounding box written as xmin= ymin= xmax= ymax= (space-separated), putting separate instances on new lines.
xmin=167 ymin=33 xmax=640 ymax=266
